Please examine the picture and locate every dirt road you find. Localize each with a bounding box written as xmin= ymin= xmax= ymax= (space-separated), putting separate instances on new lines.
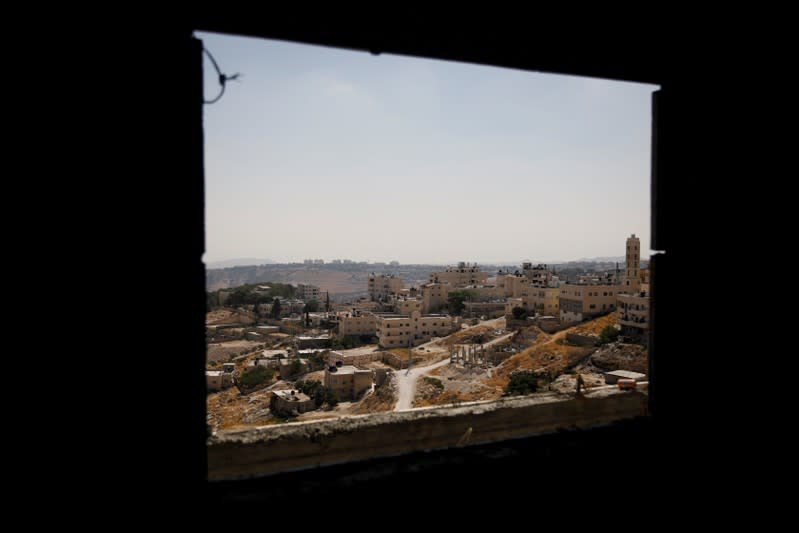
xmin=393 ymin=330 xmax=515 ymax=411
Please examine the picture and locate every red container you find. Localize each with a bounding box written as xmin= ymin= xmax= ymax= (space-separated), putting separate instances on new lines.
xmin=617 ymin=378 xmax=637 ymax=390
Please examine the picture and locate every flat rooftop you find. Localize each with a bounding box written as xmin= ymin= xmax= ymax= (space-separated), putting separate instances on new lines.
xmin=262 ymin=350 xmax=288 ymax=358
xmin=331 ymin=365 xmax=370 ymax=375
xmin=604 ymin=370 xmax=646 ymax=380
xmin=273 ymin=390 xmax=311 ymax=401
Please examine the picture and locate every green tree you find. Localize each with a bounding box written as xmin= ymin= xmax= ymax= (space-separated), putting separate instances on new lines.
xmin=597 ymin=325 xmax=620 ymax=345
xmin=447 ymin=290 xmax=477 ymax=316
xmin=303 ymin=299 xmax=320 ymax=313
xmin=206 ymin=291 xmax=219 ymax=311
xmin=239 ymin=366 xmax=275 ymax=391
xmin=289 ymin=358 xmax=302 ymax=376
xmin=511 ymin=306 xmax=529 ymax=320
xmin=270 ymin=297 xmax=282 ymax=319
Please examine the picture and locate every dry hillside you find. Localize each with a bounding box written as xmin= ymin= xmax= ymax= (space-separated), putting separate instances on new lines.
xmin=483 ymin=313 xmax=617 ymax=390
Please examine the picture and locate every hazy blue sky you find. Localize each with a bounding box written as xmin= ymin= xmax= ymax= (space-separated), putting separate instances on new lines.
xmin=198 ymin=31 xmax=657 ymax=265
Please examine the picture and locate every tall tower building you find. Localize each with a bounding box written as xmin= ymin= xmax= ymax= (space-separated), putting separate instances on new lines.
xmin=624 ymin=234 xmax=641 ymax=291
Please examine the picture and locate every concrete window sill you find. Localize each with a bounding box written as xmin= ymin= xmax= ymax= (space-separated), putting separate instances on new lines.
xmin=208 ymin=384 xmax=648 ymax=480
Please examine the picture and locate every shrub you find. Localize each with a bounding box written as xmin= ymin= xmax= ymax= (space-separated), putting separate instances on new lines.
xmin=239 ymin=366 xmax=274 ymax=390
xmin=597 ymin=325 xmax=620 ymax=345
xmin=503 ymin=371 xmax=538 ymax=396
xmin=423 ymin=376 xmax=444 ymax=390
xmin=512 ymin=306 xmax=529 ymax=320
xmin=296 ymin=380 xmax=337 ymax=407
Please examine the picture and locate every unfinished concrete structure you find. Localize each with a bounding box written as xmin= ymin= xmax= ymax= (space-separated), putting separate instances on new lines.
xmin=449 ymin=343 xmax=512 ymax=367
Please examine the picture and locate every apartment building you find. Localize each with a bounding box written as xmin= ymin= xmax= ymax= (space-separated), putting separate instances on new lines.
xmin=295 ymin=283 xmax=321 ymax=302
xmin=504 ymin=287 xmax=560 ymax=316
xmin=521 ymin=263 xmax=556 ymax=287
xmin=375 ymin=310 xmax=455 ymax=348
xmin=559 ymin=283 xmax=618 ymax=324
xmin=466 ymin=285 xmax=506 ymax=300
xmin=463 ymin=301 xmax=506 ymax=319
xmin=368 ymin=274 xmax=404 ymax=302
xmin=525 ymin=287 xmax=561 ymax=316
xmin=337 ymin=312 xmax=377 ymax=337
xmin=617 ymin=290 xmax=650 ymax=342
xmin=324 ymin=364 xmax=373 ymax=400
xmin=501 ymin=274 xmax=531 ymax=297
xmin=394 ymin=297 xmax=422 ymax=316
xmin=429 ymin=262 xmax=488 ymax=287
xmin=421 ymin=282 xmax=449 ymax=314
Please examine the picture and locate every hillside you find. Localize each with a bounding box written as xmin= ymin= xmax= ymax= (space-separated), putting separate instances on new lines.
xmin=415 ymin=313 xmax=623 ymax=407
xmin=484 ymin=313 xmax=617 ymax=388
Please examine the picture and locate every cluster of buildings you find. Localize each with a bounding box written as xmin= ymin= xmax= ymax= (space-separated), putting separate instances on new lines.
xmin=336 ymin=234 xmax=651 ymax=346
xmin=208 ymin=234 xmax=650 ymax=402
xmin=270 ymin=361 xmax=382 ymax=416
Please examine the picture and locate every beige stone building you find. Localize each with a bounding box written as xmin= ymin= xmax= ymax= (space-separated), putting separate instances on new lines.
xmin=504 ymin=297 xmax=524 ymax=315
xmin=504 ymin=286 xmax=560 ymax=317
xmin=206 ymin=370 xmax=234 ymax=392
xmin=639 ymin=268 xmax=650 ymax=293
xmin=623 ymin=234 xmax=641 ymax=292
xmin=421 ymin=282 xmax=449 ymax=314
xmin=346 ymin=299 xmax=380 ymax=312
xmin=429 ymin=262 xmax=488 ymax=287
xmin=326 ymin=350 xmax=383 ymax=366
xmin=467 ymin=284 xmax=506 ymax=300
xmin=270 ymin=389 xmax=315 ymax=416
xmin=368 ymin=274 xmax=404 ymax=302
xmin=324 ymin=364 xmax=373 ymax=400
xmin=521 ymin=263 xmax=556 ymax=286
xmin=526 ymin=287 xmax=561 ymax=316
xmin=506 ymin=274 xmax=531 ymax=297
xmin=617 ymin=291 xmax=650 ymax=343
xmin=375 ymin=310 xmax=455 ymax=348
xmin=559 ymin=283 xmax=619 ymax=324
xmin=463 ymin=301 xmax=506 ymax=319
xmin=295 ymin=283 xmax=322 ymax=302
xmin=337 ymin=312 xmax=377 ymax=337
xmin=394 ymin=297 xmax=422 ymax=316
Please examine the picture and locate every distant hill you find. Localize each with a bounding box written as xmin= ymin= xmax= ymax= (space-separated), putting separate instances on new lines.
xmin=206 ymin=258 xmax=275 ymax=269
xmin=573 ymin=256 xmax=625 ymax=263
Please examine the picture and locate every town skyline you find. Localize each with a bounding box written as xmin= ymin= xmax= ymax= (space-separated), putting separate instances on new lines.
xmin=205 ymin=253 xmax=644 ymax=270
